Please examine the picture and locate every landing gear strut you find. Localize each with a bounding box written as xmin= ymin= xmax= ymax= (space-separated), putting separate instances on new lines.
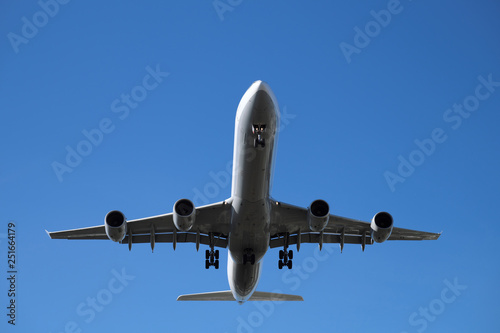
xmin=205 ymin=233 xmax=220 ymax=269
xmin=278 ymin=233 xmax=293 ymax=269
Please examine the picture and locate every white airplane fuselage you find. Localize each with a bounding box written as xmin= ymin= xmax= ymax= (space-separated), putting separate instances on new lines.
xmin=227 ymin=81 xmax=280 ymax=303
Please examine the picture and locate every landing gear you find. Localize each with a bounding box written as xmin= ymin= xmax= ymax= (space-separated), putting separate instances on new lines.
xmin=205 ymin=233 xmax=220 ymax=269
xmin=205 ymin=249 xmax=219 ymax=269
xmin=278 ymin=249 xmax=293 ymax=269
xmin=243 ymin=248 xmax=256 ymax=265
xmin=253 ymin=124 xmax=266 ymax=148
xmin=254 ymin=138 xmax=265 ymax=148
xmin=278 ymin=233 xmax=293 ymax=269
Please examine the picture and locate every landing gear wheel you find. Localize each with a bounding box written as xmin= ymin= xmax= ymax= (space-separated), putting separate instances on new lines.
xmin=215 ymin=250 xmax=219 ymax=260
xmin=250 ymin=254 xmax=256 ymax=265
xmin=205 ymin=260 xmax=210 ymax=269
xmin=206 ymin=250 xmax=210 ymax=260
xmin=279 ymin=235 xmax=293 ymax=269
xmin=254 ymin=138 xmax=265 ymax=148
xmin=214 ymin=260 xmax=219 ymax=269
xmin=243 ymin=254 xmax=248 ymax=265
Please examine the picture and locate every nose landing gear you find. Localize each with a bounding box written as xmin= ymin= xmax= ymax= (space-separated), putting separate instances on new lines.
xmin=243 ymin=248 xmax=256 ymax=265
xmin=253 ymin=124 xmax=266 ymax=148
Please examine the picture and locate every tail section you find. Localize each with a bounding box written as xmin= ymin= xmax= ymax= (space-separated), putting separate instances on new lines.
xmin=177 ymin=291 xmax=235 ymax=301
xmin=177 ymin=290 xmax=303 ymax=302
xmin=249 ymin=291 xmax=303 ymax=301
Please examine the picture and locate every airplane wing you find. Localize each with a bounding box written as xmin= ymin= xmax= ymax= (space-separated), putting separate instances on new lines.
xmin=47 ymin=201 xmax=232 ymax=250
xmin=269 ymin=201 xmax=440 ymax=250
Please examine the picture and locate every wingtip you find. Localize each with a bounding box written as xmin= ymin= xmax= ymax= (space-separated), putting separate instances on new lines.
xmin=428 ymin=231 xmax=442 ymax=240
xmin=45 ymin=230 xmax=53 ymax=239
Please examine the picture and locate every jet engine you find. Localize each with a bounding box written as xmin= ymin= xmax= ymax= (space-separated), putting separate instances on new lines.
xmin=370 ymin=211 xmax=393 ymax=243
xmin=173 ymin=199 xmax=196 ymax=231
xmin=307 ymin=199 xmax=330 ymax=232
xmin=105 ymin=210 xmax=127 ymax=242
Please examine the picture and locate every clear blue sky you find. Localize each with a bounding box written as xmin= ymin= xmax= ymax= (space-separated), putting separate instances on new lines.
xmin=1 ymin=0 xmax=499 ymax=332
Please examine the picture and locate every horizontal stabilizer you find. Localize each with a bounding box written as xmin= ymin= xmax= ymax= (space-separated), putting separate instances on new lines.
xmin=177 ymin=291 xmax=235 ymax=301
xmin=177 ymin=290 xmax=303 ymax=301
xmin=249 ymin=291 xmax=303 ymax=301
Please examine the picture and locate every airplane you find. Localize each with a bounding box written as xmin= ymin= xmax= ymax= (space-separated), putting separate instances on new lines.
xmin=47 ymin=80 xmax=441 ymax=303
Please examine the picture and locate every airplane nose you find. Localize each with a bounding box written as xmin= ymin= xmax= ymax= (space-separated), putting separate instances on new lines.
xmin=236 ymin=80 xmax=280 ymax=123
xmin=250 ymin=80 xmax=278 ymax=107
xmin=246 ymin=80 xmax=280 ymax=126
xmin=252 ymin=80 xmax=272 ymax=96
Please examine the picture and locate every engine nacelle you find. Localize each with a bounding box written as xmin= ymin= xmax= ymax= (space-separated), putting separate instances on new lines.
xmin=370 ymin=211 xmax=393 ymax=243
xmin=307 ymin=199 xmax=330 ymax=232
xmin=173 ymin=199 xmax=196 ymax=231
xmin=105 ymin=210 xmax=127 ymax=242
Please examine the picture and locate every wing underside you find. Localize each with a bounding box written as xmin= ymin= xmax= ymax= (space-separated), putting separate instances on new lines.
xmin=49 ymin=199 xmax=440 ymax=250
xmin=269 ymin=201 xmax=440 ymax=249
xmin=48 ymin=201 xmax=232 ymax=249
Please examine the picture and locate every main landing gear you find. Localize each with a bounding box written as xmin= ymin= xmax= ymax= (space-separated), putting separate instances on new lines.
xmin=205 ymin=249 xmax=219 ymax=269
xmin=205 ymin=232 xmax=220 ymax=269
xmin=278 ymin=248 xmax=293 ymax=269
xmin=278 ymin=232 xmax=293 ymax=269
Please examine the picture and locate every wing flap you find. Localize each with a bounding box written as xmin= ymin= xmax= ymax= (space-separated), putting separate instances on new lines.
xmin=122 ymin=232 xmax=228 ymax=248
xmin=270 ymin=233 xmax=372 ymax=249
